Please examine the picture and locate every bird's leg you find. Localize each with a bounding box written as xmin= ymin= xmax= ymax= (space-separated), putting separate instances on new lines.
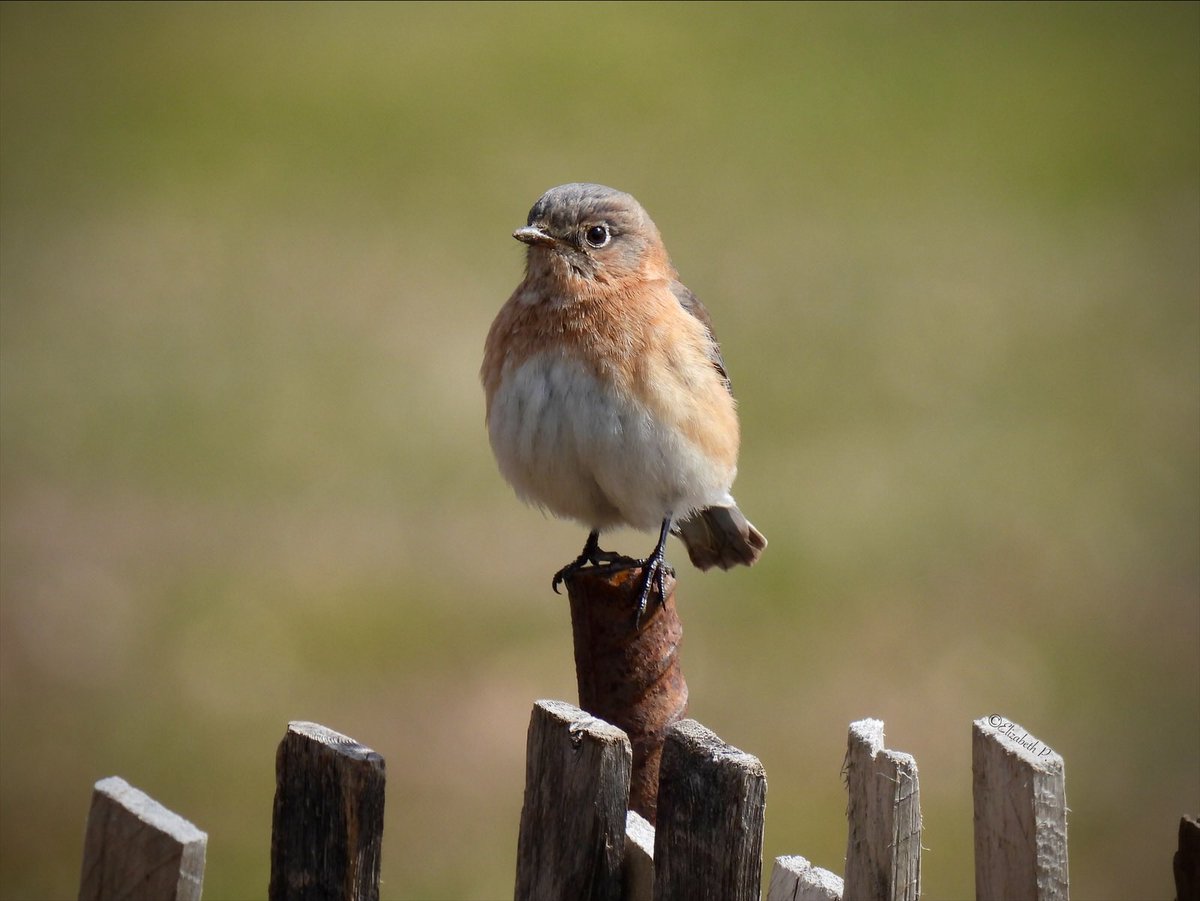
xmin=631 ymin=516 xmax=674 ymax=628
xmin=552 ymin=530 xmax=639 ymax=593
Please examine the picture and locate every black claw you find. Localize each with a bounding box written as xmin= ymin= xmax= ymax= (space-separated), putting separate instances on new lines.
xmin=633 ymin=568 xmax=654 ymax=627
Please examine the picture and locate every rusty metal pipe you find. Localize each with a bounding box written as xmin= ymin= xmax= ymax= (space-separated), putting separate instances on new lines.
xmin=564 ymin=567 xmax=688 ymax=824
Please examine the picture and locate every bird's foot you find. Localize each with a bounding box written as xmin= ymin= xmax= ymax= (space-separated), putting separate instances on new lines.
xmin=551 ymin=532 xmax=639 ymax=594
xmin=553 ymin=518 xmax=676 ymax=629
xmin=557 ymin=550 xmax=674 ymax=627
xmin=629 ymin=545 xmax=673 ymax=629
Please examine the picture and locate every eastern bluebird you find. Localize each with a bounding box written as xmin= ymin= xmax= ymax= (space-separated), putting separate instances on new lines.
xmin=482 ymin=183 xmax=766 ymax=621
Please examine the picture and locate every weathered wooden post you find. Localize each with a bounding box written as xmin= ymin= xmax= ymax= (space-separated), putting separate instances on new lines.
xmin=653 ymin=718 xmax=767 ymax=901
xmin=843 ymin=718 xmax=922 ymax=901
xmin=514 ymin=699 xmax=632 ymax=901
xmin=972 ymin=715 xmax=1068 ymax=901
xmin=564 ymin=566 xmax=689 ymax=824
xmin=269 ymin=721 xmax=386 ymax=901
xmin=767 ymin=855 xmax=845 ymax=901
xmin=78 ymin=776 xmax=207 ymax=901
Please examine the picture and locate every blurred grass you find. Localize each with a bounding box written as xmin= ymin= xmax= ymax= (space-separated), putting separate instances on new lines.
xmin=1 ymin=2 xmax=1197 ymax=899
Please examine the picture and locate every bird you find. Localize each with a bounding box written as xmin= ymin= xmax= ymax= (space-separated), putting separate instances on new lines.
xmin=481 ymin=183 xmax=766 ymax=623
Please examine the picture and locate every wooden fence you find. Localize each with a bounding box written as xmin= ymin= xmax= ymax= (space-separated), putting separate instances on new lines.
xmin=75 ymin=709 xmax=1200 ymax=900
xmin=513 ymin=706 xmax=1066 ymax=901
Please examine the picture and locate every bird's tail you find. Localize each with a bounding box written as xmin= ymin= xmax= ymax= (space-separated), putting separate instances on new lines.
xmin=675 ymin=504 xmax=767 ymax=572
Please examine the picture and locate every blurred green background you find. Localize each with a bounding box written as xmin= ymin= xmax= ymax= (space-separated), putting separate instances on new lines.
xmin=1 ymin=2 xmax=1197 ymax=899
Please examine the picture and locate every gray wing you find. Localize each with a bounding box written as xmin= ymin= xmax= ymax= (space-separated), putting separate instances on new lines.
xmin=670 ymin=280 xmax=732 ymax=394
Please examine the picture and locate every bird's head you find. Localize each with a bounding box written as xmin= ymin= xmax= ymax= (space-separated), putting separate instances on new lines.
xmin=514 ymin=183 xmax=670 ymax=286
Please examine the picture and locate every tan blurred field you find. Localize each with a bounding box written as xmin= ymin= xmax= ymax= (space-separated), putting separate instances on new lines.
xmin=1 ymin=3 xmax=1197 ymax=899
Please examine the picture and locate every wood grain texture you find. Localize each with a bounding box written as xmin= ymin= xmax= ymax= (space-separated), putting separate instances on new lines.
xmin=843 ymin=719 xmax=921 ymax=901
xmin=972 ymin=716 xmax=1068 ymax=901
xmin=78 ymin=776 xmax=207 ymax=901
xmin=269 ymin=721 xmax=386 ymax=901
xmin=652 ymin=718 xmax=766 ymax=901
xmin=766 ymin=855 xmax=844 ymax=901
xmin=514 ymin=700 xmax=632 ymax=901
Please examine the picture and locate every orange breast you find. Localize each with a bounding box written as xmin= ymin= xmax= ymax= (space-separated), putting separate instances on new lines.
xmin=482 ymin=272 xmax=739 ymax=473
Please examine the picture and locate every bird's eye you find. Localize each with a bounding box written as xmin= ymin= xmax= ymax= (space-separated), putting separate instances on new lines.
xmin=584 ymin=224 xmax=611 ymax=248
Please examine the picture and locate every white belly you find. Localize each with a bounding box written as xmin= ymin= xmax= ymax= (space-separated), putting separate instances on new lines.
xmin=487 ymin=353 xmax=734 ymax=531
